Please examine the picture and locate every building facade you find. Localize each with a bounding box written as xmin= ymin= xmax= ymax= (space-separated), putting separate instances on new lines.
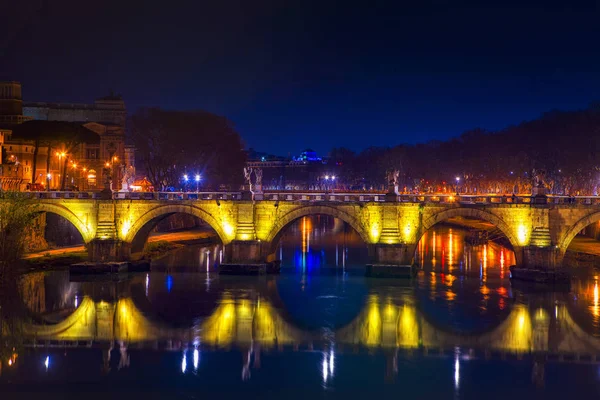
xmin=0 ymin=82 xmax=133 ymax=191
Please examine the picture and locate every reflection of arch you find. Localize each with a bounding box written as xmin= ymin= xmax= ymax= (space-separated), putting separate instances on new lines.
xmin=558 ymin=211 xmax=600 ymax=252
xmin=23 ymin=296 xmax=97 ymax=339
xmin=266 ymin=205 xmax=371 ymax=249
xmin=419 ymin=207 xmax=522 ymax=264
xmin=37 ymin=202 xmax=93 ymax=242
xmin=125 ymin=205 xmax=227 ymax=253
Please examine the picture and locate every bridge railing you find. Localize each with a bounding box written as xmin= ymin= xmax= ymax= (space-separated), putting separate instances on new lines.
xmin=22 ymin=191 xmax=600 ymax=205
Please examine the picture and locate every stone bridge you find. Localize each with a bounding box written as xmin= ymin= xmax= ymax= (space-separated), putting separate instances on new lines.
xmin=27 ymin=191 xmax=600 ymax=268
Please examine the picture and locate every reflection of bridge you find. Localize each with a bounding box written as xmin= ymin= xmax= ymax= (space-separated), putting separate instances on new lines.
xmin=27 ymin=191 xmax=600 ymax=267
xmin=19 ymin=291 xmax=600 ymax=359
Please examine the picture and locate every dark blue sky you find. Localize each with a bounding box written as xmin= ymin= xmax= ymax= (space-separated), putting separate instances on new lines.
xmin=2 ymin=0 xmax=599 ymax=155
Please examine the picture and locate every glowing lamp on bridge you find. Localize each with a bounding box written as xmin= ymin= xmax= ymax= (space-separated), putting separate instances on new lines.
xmin=121 ymin=219 xmax=132 ymax=238
xmin=369 ymin=222 xmax=381 ymax=243
xmin=517 ymin=224 xmax=528 ymax=246
xmin=222 ymin=221 xmax=235 ymax=239
xmin=183 ymin=174 xmax=189 ymax=182
xmin=195 ymin=174 xmax=201 ymax=182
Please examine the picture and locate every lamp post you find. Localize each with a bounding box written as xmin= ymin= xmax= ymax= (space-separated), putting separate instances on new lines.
xmin=455 ymin=176 xmax=460 ymax=195
xmin=183 ymin=174 xmax=189 ymax=192
xmin=195 ymin=174 xmax=201 ymax=192
xmin=46 ymin=173 xmax=52 ymax=191
xmin=331 ymin=175 xmax=336 ymax=193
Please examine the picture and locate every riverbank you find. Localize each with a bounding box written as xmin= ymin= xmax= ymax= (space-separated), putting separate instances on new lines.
xmin=20 ymin=228 xmax=219 ymax=273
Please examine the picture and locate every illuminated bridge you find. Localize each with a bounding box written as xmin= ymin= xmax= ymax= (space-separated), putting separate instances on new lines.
xmin=25 ymin=191 xmax=600 ymax=268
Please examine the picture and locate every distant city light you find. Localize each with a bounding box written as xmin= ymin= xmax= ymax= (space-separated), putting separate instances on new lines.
xmin=325 ymin=175 xmax=330 ymax=180
xmin=195 ymin=174 xmax=201 ymax=182
xmin=455 ymin=176 xmax=460 ymax=182
xmin=46 ymin=173 xmax=52 ymax=179
xmin=331 ymin=175 xmax=336 ymax=181
xmin=183 ymin=174 xmax=189 ymax=181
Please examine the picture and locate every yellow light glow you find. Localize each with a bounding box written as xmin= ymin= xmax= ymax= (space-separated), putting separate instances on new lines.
xmin=370 ymin=222 xmax=380 ymax=243
xmin=222 ymin=222 xmax=234 ymax=238
xmin=517 ymin=224 xmax=528 ymax=245
xmin=397 ymin=305 xmax=419 ymax=347
xmin=121 ymin=219 xmax=132 ymax=238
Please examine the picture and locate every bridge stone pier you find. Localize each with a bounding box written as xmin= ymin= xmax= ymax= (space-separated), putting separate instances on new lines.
xmin=26 ymin=191 xmax=600 ymax=273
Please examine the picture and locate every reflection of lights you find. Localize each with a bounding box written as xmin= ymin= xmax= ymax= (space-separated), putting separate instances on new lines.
xmin=74 ymin=296 xmax=78 ymax=308
xmin=431 ymin=231 xmax=437 ymax=267
xmin=329 ymin=351 xmax=334 ymax=375
xmin=166 ymin=275 xmax=173 ymax=292
xmin=448 ymin=229 xmax=453 ymax=268
xmin=145 ymin=273 xmax=149 ymax=297
xmin=193 ymin=348 xmax=199 ymax=371
xmin=454 ymin=356 xmax=460 ymax=389
xmin=593 ymin=281 xmax=600 ymax=318
xmin=44 ymin=356 xmax=50 ymax=370
xmin=322 ymin=350 xmax=335 ymax=384
xmin=181 ymin=351 xmax=187 ymax=373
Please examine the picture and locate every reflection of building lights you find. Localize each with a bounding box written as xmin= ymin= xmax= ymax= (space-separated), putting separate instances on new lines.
xmin=448 ymin=229 xmax=453 ymax=268
xmin=145 ymin=274 xmax=149 ymax=297
xmin=593 ymin=281 xmax=600 ymax=318
xmin=74 ymin=296 xmax=78 ymax=308
xmin=181 ymin=351 xmax=187 ymax=373
xmin=166 ymin=275 xmax=173 ymax=292
xmin=329 ymin=350 xmax=334 ymax=375
xmin=44 ymin=356 xmax=50 ymax=370
xmin=193 ymin=349 xmax=199 ymax=371
xmin=454 ymin=356 xmax=460 ymax=389
xmin=322 ymin=350 xmax=335 ymax=384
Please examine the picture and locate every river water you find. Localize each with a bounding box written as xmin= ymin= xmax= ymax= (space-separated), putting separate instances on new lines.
xmin=3 ymin=216 xmax=600 ymax=399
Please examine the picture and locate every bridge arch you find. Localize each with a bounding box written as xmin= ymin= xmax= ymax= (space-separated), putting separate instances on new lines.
xmin=124 ymin=204 xmax=228 ymax=254
xmin=36 ymin=202 xmax=94 ymax=243
xmin=558 ymin=211 xmax=600 ymax=253
xmin=265 ymin=205 xmax=371 ymax=250
xmin=418 ymin=207 xmax=523 ymax=265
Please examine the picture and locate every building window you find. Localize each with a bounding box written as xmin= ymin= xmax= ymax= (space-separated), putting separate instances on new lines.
xmin=86 ymin=149 xmax=99 ymax=159
xmin=87 ymin=169 xmax=97 ymax=186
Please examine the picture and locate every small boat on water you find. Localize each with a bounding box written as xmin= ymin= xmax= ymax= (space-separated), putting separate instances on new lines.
xmin=509 ymin=265 xmax=570 ymax=284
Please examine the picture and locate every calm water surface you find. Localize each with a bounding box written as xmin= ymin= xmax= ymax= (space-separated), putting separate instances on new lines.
xmin=4 ymin=216 xmax=600 ymax=399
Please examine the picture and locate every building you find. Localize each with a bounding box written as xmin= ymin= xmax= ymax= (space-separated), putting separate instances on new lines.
xmin=0 ymin=81 xmax=133 ymax=191
xmin=245 ymin=148 xmax=334 ymax=190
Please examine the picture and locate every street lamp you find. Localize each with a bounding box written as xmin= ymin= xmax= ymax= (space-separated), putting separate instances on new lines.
xmin=455 ymin=176 xmax=460 ymax=195
xmin=183 ymin=174 xmax=189 ymax=192
xmin=195 ymin=174 xmax=201 ymax=192
xmin=46 ymin=173 xmax=52 ymax=191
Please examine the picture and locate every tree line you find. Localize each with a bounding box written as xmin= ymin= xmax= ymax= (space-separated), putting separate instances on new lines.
xmin=329 ymin=104 xmax=600 ymax=194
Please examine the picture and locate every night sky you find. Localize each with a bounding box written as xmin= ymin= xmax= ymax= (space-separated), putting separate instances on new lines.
xmin=2 ymin=0 xmax=599 ymax=156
